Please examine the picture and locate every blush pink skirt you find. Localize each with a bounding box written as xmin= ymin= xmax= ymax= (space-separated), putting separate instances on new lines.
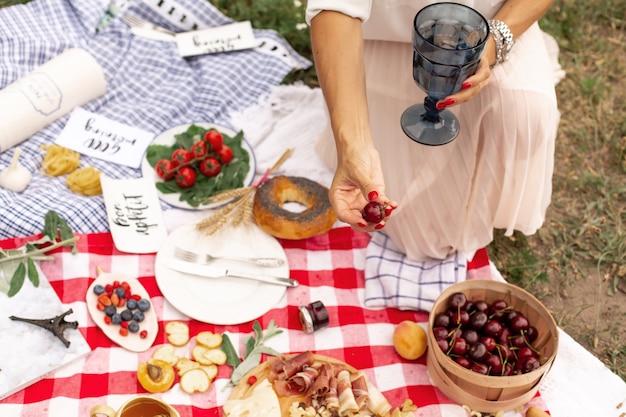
xmin=316 ymin=23 xmax=563 ymax=261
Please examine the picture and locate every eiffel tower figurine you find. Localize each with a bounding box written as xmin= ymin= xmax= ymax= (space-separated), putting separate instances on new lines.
xmin=9 ymin=308 xmax=79 ymax=348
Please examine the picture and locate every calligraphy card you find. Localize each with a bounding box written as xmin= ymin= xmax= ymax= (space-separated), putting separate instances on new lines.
xmin=175 ymin=21 xmax=258 ymax=57
xmin=55 ymin=107 xmax=155 ymax=169
xmin=100 ymin=175 xmax=168 ymax=253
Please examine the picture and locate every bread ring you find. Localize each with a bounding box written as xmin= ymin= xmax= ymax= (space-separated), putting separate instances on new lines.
xmin=253 ymin=175 xmax=336 ymax=240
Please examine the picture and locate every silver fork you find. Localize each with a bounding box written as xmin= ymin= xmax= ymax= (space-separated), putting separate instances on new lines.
xmin=122 ymin=14 xmax=177 ymax=36
xmin=174 ymin=247 xmax=286 ymax=268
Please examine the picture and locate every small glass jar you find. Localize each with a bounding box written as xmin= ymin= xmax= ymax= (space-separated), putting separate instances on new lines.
xmin=298 ymin=301 xmax=329 ymax=334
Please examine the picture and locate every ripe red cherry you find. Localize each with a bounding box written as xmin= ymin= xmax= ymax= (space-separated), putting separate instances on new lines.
xmin=448 ymin=292 xmax=467 ymax=310
xmin=485 ymin=354 xmax=503 ymax=375
xmin=432 ymin=326 xmax=449 ymax=340
xmin=525 ymin=326 xmax=539 ymax=343
xmin=433 ymin=312 xmax=451 ymax=328
xmin=451 ymin=310 xmax=470 ymax=326
xmin=469 ymin=311 xmax=488 ymax=330
xmin=468 ymin=342 xmax=488 ymax=362
xmin=361 ymin=201 xmax=386 ymax=224
xmin=480 ymin=336 xmax=497 ymax=352
xmin=462 ymin=329 xmax=479 ymax=345
xmin=515 ymin=356 xmax=541 ymax=374
xmin=483 ymin=319 xmax=504 ymax=338
xmin=455 ymin=356 xmax=472 ymax=369
xmin=450 ymin=338 xmax=468 ymax=355
xmin=471 ymin=363 xmax=489 ymax=375
xmin=510 ymin=314 xmax=530 ymax=332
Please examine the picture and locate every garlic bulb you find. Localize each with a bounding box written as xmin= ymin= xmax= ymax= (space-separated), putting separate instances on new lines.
xmin=0 ymin=147 xmax=32 ymax=192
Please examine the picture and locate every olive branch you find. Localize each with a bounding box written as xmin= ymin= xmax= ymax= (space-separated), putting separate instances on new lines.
xmin=0 ymin=211 xmax=77 ymax=297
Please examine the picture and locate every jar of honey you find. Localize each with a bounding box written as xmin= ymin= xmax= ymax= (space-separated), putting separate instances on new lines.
xmin=298 ymin=301 xmax=329 ymax=333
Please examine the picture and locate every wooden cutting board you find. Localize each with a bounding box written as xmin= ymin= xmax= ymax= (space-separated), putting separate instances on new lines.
xmin=227 ymin=354 xmax=357 ymax=417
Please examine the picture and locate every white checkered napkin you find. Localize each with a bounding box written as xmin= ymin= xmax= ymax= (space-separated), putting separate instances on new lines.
xmin=363 ymin=232 xmax=467 ymax=312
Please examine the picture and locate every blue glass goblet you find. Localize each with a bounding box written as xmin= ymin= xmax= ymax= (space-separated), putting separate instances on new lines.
xmin=400 ymin=3 xmax=489 ymax=146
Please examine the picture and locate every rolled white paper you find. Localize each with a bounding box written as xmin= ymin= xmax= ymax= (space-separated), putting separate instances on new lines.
xmin=0 ymin=48 xmax=107 ymax=153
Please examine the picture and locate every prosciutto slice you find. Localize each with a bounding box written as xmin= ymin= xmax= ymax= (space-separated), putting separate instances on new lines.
xmin=268 ymin=351 xmax=314 ymax=382
xmin=351 ymin=372 xmax=369 ymax=410
xmin=337 ymin=370 xmax=359 ymax=417
xmin=324 ymin=375 xmax=340 ymax=412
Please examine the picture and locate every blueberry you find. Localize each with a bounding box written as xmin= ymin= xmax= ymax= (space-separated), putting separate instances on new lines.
xmin=104 ymin=305 xmax=116 ymax=316
xmin=93 ymin=284 xmax=105 ymax=295
xmin=111 ymin=313 xmax=122 ymax=324
xmin=126 ymin=299 xmax=138 ymax=310
xmin=132 ymin=311 xmax=145 ymax=323
xmin=114 ymin=287 xmax=126 ymax=299
xmin=121 ymin=309 xmax=133 ymax=321
xmin=128 ymin=321 xmax=140 ymax=333
xmin=137 ymin=299 xmax=151 ymax=312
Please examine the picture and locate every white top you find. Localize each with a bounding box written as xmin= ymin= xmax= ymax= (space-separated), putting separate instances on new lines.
xmin=306 ymin=0 xmax=506 ymax=42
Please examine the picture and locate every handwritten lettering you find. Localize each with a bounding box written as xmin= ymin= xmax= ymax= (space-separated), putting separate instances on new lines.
xmin=112 ymin=194 xmax=158 ymax=236
xmin=192 ymin=33 xmax=242 ymax=52
xmin=84 ymin=117 xmax=138 ymax=151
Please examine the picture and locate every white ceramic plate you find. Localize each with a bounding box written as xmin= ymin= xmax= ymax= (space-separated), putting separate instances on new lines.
xmin=154 ymin=222 xmax=290 ymax=325
xmin=141 ymin=123 xmax=256 ymax=210
xmin=86 ymin=271 xmax=158 ymax=352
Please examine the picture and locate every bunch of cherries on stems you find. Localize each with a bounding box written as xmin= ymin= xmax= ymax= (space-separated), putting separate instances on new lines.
xmin=432 ymin=292 xmax=542 ymax=376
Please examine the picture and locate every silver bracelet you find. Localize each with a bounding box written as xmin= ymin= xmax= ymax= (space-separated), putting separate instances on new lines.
xmin=488 ymin=19 xmax=515 ymax=66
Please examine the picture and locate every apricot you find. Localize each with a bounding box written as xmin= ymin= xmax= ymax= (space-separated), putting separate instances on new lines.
xmin=137 ymin=359 xmax=175 ymax=393
xmin=393 ymin=320 xmax=428 ymax=360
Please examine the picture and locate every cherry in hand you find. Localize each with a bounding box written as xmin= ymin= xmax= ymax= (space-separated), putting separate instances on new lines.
xmin=361 ymin=201 xmax=387 ymax=224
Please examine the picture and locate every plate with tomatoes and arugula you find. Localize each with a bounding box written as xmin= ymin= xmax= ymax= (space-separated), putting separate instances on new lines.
xmin=142 ymin=123 xmax=256 ymax=209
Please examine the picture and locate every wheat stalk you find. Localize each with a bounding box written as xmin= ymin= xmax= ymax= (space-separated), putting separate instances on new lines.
xmin=195 ymin=149 xmax=293 ymax=235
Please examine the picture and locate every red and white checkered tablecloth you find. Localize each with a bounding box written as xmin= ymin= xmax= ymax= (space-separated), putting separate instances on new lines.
xmin=0 ymin=228 xmax=549 ymax=417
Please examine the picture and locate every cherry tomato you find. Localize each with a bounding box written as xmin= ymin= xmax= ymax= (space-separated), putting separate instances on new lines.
xmin=191 ymin=140 xmax=208 ymax=159
xmin=175 ymin=166 xmax=196 ymax=188
xmin=154 ymin=159 xmax=175 ymax=180
xmin=171 ymin=148 xmax=194 ymax=167
xmin=218 ymin=145 xmax=233 ymax=164
xmin=199 ymin=157 xmax=221 ymax=177
xmin=203 ymin=130 xmax=223 ymax=153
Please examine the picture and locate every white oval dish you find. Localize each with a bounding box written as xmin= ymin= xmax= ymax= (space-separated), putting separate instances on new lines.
xmin=140 ymin=123 xmax=256 ymax=210
xmin=86 ymin=271 xmax=158 ymax=352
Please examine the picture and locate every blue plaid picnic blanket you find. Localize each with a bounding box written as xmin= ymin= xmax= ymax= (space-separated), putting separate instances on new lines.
xmin=0 ymin=0 xmax=310 ymax=238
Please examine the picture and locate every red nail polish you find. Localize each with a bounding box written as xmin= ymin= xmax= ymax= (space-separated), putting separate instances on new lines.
xmin=357 ymin=222 xmax=367 ymax=228
xmin=375 ymin=223 xmax=385 ymax=230
xmin=444 ymin=98 xmax=456 ymax=105
xmin=462 ymin=82 xmax=472 ymax=89
xmin=384 ymin=207 xmax=393 ymax=216
xmin=436 ymin=102 xmax=446 ymax=110
xmin=368 ymin=191 xmax=379 ymax=201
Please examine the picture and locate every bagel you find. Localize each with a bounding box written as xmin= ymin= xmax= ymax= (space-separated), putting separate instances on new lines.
xmin=253 ymin=175 xmax=336 ymax=240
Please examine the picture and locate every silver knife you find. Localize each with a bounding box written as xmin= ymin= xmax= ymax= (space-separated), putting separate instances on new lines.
xmin=162 ymin=259 xmax=299 ymax=287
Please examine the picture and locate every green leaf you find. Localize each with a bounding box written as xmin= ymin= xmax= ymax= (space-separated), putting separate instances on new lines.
xmin=8 ymin=262 xmax=26 ymax=297
xmin=221 ymin=334 xmax=242 ymax=368
xmin=254 ymin=345 xmax=283 ymax=357
xmin=244 ymin=334 xmax=257 ymax=358
xmin=230 ymin=351 xmax=262 ymax=385
xmin=26 ymin=258 xmax=39 ymax=287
